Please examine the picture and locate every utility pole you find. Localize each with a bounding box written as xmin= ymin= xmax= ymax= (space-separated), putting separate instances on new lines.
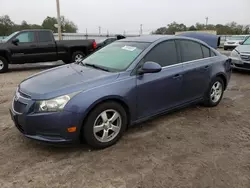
xmin=140 ymin=24 xmax=143 ymax=36
xmin=56 ymin=0 xmax=62 ymax=40
xmin=85 ymin=28 xmax=88 ymax=39
xmin=99 ymin=26 xmax=101 ymax=36
xmin=205 ymin=17 xmax=208 ymax=28
xmin=123 ymin=30 xmax=126 ymax=36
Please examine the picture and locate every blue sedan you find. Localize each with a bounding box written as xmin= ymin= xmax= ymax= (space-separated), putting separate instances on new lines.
xmin=10 ymin=35 xmax=231 ymax=149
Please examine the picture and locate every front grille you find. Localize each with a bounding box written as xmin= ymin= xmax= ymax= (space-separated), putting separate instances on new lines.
xmin=241 ymin=55 xmax=250 ymax=61
xmin=13 ymin=100 xmax=27 ymax=113
xmin=18 ymin=89 xmax=31 ymax=99
xmin=228 ymin=42 xmax=235 ymax=44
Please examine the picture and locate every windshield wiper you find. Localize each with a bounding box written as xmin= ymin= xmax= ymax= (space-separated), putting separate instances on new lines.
xmin=82 ymin=63 xmax=110 ymax=72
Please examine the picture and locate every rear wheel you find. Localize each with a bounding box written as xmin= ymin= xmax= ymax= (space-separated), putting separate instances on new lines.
xmin=82 ymin=102 xmax=127 ymax=149
xmin=71 ymin=51 xmax=85 ymax=63
xmin=203 ymin=77 xmax=224 ymax=107
xmin=0 ymin=56 xmax=9 ymax=73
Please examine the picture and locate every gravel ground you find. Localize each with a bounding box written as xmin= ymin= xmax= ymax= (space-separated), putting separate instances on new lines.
xmin=1 ymin=59 xmax=250 ymax=188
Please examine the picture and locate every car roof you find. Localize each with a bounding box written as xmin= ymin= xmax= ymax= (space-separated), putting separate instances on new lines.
xmin=120 ymin=35 xmax=215 ymax=48
xmin=120 ymin=35 xmax=176 ymax=43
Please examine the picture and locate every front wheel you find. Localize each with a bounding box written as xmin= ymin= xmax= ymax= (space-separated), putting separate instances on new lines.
xmin=0 ymin=56 xmax=9 ymax=73
xmin=203 ymin=77 xmax=224 ymax=107
xmin=82 ymin=102 xmax=127 ymax=149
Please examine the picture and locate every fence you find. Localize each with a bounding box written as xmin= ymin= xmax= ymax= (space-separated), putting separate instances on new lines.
xmin=53 ymin=33 xmax=140 ymax=41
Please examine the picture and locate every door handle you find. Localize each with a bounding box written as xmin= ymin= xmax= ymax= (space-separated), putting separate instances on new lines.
xmin=173 ymin=74 xmax=182 ymax=79
xmin=204 ymin=65 xmax=210 ymax=69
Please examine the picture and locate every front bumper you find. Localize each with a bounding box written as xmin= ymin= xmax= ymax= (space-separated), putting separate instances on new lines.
xmin=230 ymin=57 xmax=250 ymax=70
xmin=10 ymin=107 xmax=83 ymax=144
xmin=224 ymin=44 xmax=238 ymax=48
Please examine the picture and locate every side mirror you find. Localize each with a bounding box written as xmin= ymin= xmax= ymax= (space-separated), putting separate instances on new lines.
xmin=239 ymin=41 xmax=243 ymax=45
xmin=138 ymin=61 xmax=162 ymax=74
xmin=12 ymin=38 xmax=19 ymax=45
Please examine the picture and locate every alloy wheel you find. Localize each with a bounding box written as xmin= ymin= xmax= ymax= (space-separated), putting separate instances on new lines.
xmin=210 ymin=81 xmax=223 ymax=103
xmin=93 ymin=109 xmax=122 ymax=143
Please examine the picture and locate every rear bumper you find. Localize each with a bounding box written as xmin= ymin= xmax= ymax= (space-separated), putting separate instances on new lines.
xmin=10 ymin=108 xmax=83 ymax=144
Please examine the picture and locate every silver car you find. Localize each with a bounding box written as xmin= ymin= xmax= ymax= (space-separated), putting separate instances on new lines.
xmin=224 ymin=35 xmax=248 ymax=50
xmin=230 ymin=36 xmax=250 ymax=70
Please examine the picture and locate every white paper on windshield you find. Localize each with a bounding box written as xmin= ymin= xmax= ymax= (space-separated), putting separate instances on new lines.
xmin=122 ymin=45 xmax=137 ymax=51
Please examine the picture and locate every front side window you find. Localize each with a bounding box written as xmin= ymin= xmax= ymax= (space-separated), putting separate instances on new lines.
xmin=144 ymin=40 xmax=178 ymax=67
xmin=81 ymin=41 xmax=150 ymax=72
xmin=15 ymin=32 xmax=35 ymax=43
xmin=179 ymin=40 xmax=203 ymax=62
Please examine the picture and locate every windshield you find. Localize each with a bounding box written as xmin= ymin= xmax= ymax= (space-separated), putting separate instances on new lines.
xmin=243 ymin=36 xmax=250 ymax=45
xmin=2 ymin=31 xmax=19 ymax=42
xmin=81 ymin=41 xmax=150 ymax=72
xmin=228 ymin=36 xmax=246 ymax=41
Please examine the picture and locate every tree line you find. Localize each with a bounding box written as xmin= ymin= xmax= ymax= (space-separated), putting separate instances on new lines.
xmin=0 ymin=15 xmax=78 ymax=36
xmin=152 ymin=22 xmax=250 ymax=35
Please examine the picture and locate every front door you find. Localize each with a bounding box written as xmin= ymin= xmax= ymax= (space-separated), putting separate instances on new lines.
xmin=9 ymin=31 xmax=38 ymax=64
xmin=136 ymin=40 xmax=184 ymax=119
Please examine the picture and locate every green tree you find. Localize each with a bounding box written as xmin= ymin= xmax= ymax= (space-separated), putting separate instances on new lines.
xmin=41 ymin=16 xmax=58 ymax=32
xmin=0 ymin=15 xmax=14 ymax=35
xmin=188 ymin=25 xmax=197 ymax=31
xmin=41 ymin=16 xmax=78 ymax=33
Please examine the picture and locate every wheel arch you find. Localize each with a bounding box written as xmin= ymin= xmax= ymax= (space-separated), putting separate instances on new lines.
xmin=80 ymin=96 xmax=131 ymax=136
xmin=215 ymin=73 xmax=227 ymax=90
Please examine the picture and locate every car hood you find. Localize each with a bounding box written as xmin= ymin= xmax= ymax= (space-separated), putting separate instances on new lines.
xmin=19 ymin=63 xmax=119 ymax=100
xmin=225 ymin=40 xmax=241 ymax=43
xmin=235 ymin=45 xmax=250 ymax=53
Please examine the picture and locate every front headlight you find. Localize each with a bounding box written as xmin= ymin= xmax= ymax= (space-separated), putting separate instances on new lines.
xmin=35 ymin=92 xmax=79 ymax=113
xmin=230 ymin=50 xmax=240 ymax=58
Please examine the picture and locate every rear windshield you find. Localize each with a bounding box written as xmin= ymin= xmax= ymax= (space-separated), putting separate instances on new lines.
xmin=81 ymin=41 xmax=150 ymax=71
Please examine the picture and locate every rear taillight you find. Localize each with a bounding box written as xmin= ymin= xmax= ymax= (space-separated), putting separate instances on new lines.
xmin=93 ymin=41 xmax=97 ymax=49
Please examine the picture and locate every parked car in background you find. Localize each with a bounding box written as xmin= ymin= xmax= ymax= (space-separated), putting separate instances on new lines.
xmin=10 ymin=35 xmax=231 ymax=149
xmin=96 ymin=37 xmax=117 ymax=49
xmin=95 ymin=35 xmax=126 ymax=49
xmin=224 ymin=35 xmax=248 ymax=50
xmin=230 ymin=36 xmax=250 ymax=70
xmin=0 ymin=29 xmax=97 ymax=73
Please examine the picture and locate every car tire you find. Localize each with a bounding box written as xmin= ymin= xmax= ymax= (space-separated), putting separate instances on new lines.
xmin=203 ymin=77 xmax=225 ymax=107
xmin=0 ymin=56 xmax=9 ymax=73
xmin=224 ymin=47 xmax=228 ymax=51
xmin=71 ymin=51 xmax=85 ymax=63
xmin=82 ymin=101 xmax=127 ymax=149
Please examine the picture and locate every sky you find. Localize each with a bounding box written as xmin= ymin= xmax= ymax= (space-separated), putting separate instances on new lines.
xmin=0 ymin=0 xmax=249 ymax=35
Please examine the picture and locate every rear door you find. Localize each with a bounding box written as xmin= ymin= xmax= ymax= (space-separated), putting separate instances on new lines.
xmin=177 ymin=39 xmax=211 ymax=102
xmin=136 ymin=40 xmax=184 ymax=119
xmin=35 ymin=31 xmax=57 ymax=62
xmin=9 ymin=31 xmax=38 ymax=63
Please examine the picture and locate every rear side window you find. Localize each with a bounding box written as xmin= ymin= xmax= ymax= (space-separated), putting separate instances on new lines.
xmin=179 ymin=40 xmax=203 ymax=62
xmin=144 ymin=40 xmax=178 ymax=67
xmin=201 ymin=45 xmax=210 ymax=58
xmin=38 ymin=31 xmax=52 ymax=42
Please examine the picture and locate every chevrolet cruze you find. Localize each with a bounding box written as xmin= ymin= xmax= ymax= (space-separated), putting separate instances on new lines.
xmin=10 ymin=35 xmax=231 ymax=149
